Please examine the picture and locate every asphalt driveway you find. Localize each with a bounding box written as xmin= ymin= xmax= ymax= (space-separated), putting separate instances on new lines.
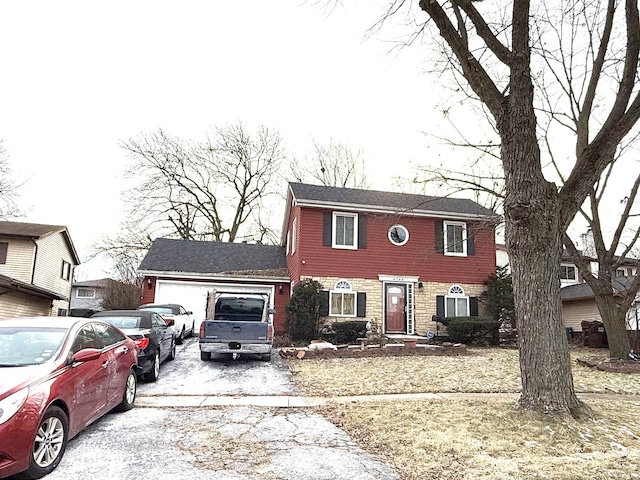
xmin=34 ymin=338 xmax=399 ymax=480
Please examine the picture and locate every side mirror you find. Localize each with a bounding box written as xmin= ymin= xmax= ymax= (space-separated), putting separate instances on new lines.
xmin=186 ymin=311 xmax=193 ymax=315
xmin=71 ymin=348 xmax=102 ymax=364
xmin=267 ymin=308 xmax=276 ymax=315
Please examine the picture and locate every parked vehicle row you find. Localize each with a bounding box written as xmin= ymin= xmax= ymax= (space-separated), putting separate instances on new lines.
xmin=137 ymin=303 xmax=195 ymax=344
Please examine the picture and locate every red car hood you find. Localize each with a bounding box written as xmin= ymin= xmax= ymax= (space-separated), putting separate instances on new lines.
xmin=0 ymin=363 xmax=56 ymax=399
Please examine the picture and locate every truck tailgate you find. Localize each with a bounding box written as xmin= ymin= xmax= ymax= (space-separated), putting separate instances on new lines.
xmin=202 ymin=321 xmax=269 ymax=342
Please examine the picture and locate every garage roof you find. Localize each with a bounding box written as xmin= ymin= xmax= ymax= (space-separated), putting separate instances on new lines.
xmin=138 ymin=238 xmax=288 ymax=277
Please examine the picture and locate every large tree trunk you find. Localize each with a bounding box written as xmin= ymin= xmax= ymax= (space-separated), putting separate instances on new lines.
xmin=592 ymin=285 xmax=632 ymax=359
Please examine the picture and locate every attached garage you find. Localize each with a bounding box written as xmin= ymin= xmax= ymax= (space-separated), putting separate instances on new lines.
xmin=138 ymin=239 xmax=290 ymax=332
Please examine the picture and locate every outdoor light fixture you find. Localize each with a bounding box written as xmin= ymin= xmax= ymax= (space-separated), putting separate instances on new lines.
xmin=146 ymin=278 xmax=152 ymax=288
xmin=278 ymin=284 xmax=283 ymax=294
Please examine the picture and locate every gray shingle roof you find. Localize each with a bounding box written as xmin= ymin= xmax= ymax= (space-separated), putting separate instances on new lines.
xmin=138 ymin=238 xmax=287 ymax=276
xmin=561 ymin=277 xmax=635 ymax=301
xmin=0 ymin=221 xmax=80 ymax=264
xmin=289 ymin=182 xmax=497 ymax=218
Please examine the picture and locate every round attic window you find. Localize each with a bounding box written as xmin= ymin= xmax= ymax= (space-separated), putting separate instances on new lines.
xmin=388 ymin=225 xmax=409 ymax=246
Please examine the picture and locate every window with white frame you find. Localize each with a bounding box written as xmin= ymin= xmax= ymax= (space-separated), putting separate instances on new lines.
xmin=330 ymin=280 xmax=356 ymax=316
xmin=333 ymin=212 xmax=358 ymax=249
xmin=445 ymin=285 xmax=469 ymax=317
xmin=444 ymin=221 xmax=467 ymax=256
xmin=560 ymin=265 xmax=577 ymax=281
xmin=286 ymin=231 xmax=290 ymax=255
xmin=292 ymin=217 xmax=298 ymax=254
xmin=76 ymin=288 xmax=96 ymax=298
xmin=61 ymin=260 xmax=71 ymax=281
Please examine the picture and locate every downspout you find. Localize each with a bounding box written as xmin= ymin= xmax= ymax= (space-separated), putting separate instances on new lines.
xmin=31 ymin=239 xmax=38 ymax=284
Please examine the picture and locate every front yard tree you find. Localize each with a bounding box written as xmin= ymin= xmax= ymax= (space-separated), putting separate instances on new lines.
xmin=0 ymin=141 xmax=23 ymax=219
xmin=335 ymin=0 xmax=640 ymax=415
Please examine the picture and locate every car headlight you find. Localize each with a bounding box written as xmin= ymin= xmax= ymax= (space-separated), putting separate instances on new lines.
xmin=0 ymin=387 xmax=29 ymax=425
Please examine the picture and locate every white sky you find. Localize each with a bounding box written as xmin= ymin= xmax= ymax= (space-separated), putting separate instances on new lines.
xmin=0 ymin=1 xmax=632 ymax=280
xmin=0 ymin=1 xmax=450 ymax=279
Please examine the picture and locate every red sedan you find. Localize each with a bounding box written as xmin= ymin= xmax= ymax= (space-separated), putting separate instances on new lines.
xmin=0 ymin=316 xmax=138 ymax=479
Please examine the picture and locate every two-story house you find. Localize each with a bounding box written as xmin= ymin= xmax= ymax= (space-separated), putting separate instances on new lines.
xmin=282 ymin=183 xmax=498 ymax=335
xmin=0 ymin=221 xmax=80 ymax=319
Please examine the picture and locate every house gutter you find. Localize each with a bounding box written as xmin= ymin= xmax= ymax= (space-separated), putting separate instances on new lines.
xmin=138 ymin=271 xmax=290 ymax=283
xmin=292 ymin=199 xmax=499 ymax=222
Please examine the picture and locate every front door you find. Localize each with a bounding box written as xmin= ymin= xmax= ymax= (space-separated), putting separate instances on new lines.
xmin=385 ymin=284 xmax=406 ymax=333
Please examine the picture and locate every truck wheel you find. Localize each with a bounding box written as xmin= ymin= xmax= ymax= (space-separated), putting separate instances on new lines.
xmin=200 ymin=351 xmax=211 ymax=361
xmin=260 ymin=353 xmax=271 ymax=362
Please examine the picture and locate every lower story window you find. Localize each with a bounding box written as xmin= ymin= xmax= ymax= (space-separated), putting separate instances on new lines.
xmin=445 ymin=285 xmax=469 ymax=317
xmin=330 ymin=280 xmax=356 ymax=316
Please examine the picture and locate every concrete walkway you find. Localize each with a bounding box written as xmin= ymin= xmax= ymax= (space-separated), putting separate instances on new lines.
xmin=136 ymin=391 xmax=639 ymax=408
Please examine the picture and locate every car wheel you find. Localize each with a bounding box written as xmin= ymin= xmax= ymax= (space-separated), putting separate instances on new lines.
xmin=114 ymin=369 xmax=137 ymax=412
xmin=20 ymin=406 xmax=68 ymax=479
xmin=144 ymin=351 xmax=160 ymax=382
xmin=167 ymin=339 xmax=176 ymax=361
xmin=200 ymin=351 xmax=211 ymax=361
xmin=190 ymin=321 xmax=195 ymax=337
xmin=175 ymin=326 xmax=185 ymax=345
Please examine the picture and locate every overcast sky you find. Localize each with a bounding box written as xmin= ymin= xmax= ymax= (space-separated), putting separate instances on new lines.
xmin=0 ymin=1 xmax=456 ymax=279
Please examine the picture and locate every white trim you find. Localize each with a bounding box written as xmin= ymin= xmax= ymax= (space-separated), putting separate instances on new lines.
xmin=293 ymin=199 xmax=496 ymax=222
xmin=332 ymin=212 xmax=358 ymax=250
xmin=76 ymin=287 xmax=96 ymax=299
xmin=378 ymin=274 xmax=420 ymax=282
xmin=138 ymin=271 xmax=290 ymax=282
xmin=291 ymin=217 xmax=297 ymax=254
xmin=388 ymin=224 xmax=409 ymax=246
xmin=443 ymin=221 xmax=467 ymax=256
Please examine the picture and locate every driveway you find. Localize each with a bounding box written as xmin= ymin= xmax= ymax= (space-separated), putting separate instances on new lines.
xmin=37 ymin=338 xmax=399 ymax=480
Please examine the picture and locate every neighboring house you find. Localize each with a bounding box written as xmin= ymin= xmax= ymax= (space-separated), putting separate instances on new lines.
xmin=138 ymin=239 xmax=290 ymax=331
xmin=69 ymin=278 xmax=110 ymax=315
xmin=561 ymin=278 xmax=640 ymax=333
xmin=497 ymin=243 xmax=581 ymax=287
xmin=0 ymin=221 xmax=80 ymax=319
xmin=282 ymin=183 xmax=498 ymax=336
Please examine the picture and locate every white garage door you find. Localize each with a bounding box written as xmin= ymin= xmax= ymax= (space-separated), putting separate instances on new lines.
xmin=154 ymin=280 xmax=274 ymax=323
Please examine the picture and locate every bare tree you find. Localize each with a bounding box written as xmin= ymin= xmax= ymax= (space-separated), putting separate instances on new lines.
xmin=328 ymin=0 xmax=640 ymax=416
xmin=0 ymin=141 xmax=23 ymax=219
xmin=120 ymin=122 xmax=285 ymax=243
xmin=290 ymin=138 xmax=369 ymax=188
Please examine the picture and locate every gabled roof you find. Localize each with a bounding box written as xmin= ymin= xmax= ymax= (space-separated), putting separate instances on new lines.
xmin=0 ymin=220 xmax=80 ymax=264
xmin=0 ymin=274 xmax=66 ymax=300
xmin=138 ymin=238 xmax=288 ymax=279
xmin=561 ymin=277 xmax=636 ymax=302
xmin=289 ymin=182 xmax=497 ymax=218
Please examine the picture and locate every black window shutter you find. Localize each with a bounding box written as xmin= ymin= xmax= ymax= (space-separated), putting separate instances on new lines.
xmin=319 ymin=290 xmax=330 ymax=316
xmin=436 ymin=295 xmax=445 ymax=319
xmin=435 ymin=221 xmax=444 ymax=253
xmin=467 ymin=224 xmax=475 ymax=255
xmin=0 ymin=242 xmax=7 ymax=264
xmin=470 ymin=297 xmax=479 ymax=316
xmin=357 ymin=214 xmax=367 ymax=249
xmin=322 ymin=212 xmax=332 ymax=246
xmin=356 ymin=292 xmax=366 ymax=317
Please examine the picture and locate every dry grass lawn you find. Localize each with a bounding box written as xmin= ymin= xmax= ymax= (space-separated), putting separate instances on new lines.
xmin=284 ymin=347 xmax=640 ymax=479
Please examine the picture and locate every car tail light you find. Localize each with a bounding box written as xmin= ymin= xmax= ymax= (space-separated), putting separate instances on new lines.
xmin=135 ymin=337 xmax=150 ymax=350
xmin=199 ymin=322 xmax=205 ymax=339
xmin=267 ymin=324 xmax=274 ymax=341
xmin=163 ymin=316 xmax=174 ymax=326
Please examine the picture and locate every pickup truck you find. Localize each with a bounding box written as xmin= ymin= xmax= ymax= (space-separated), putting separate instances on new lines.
xmin=199 ymin=291 xmax=274 ymax=362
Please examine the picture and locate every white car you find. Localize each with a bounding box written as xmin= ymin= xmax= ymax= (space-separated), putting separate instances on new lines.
xmin=137 ymin=303 xmax=195 ymax=344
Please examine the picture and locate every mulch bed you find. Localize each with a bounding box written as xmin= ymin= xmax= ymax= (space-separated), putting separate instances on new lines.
xmin=576 ymin=355 xmax=640 ymax=374
xmin=279 ymin=342 xmax=468 ymax=359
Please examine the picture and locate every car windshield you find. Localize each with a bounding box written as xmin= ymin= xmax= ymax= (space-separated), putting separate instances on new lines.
xmin=0 ymin=327 xmax=68 ymax=366
xmin=99 ymin=316 xmax=143 ymax=329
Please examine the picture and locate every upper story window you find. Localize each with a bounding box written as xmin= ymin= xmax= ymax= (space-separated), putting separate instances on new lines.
xmin=330 ymin=279 xmax=356 ymax=316
xmin=0 ymin=242 xmax=7 ymax=264
xmin=444 ymin=221 xmax=467 ymax=256
xmin=388 ymin=225 xmax=409 ymax=246
xmin=76 ymin=288 xmax=96 ymax=298
xmin=333 ymin=212 xmax=358 ymax=250
xmin=292 ymin=217 xmax=298 ymax=254
xmin=560 ymin=265 xmax=577 ymax=281
xmin=445 ymin=284 xmax=469 ymax=317
xmin=61 ymin=260 xmax=71 ymax=281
